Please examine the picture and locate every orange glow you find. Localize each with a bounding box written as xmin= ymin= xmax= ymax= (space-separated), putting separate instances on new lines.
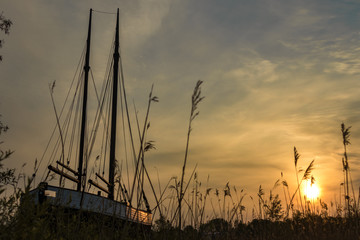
xmin=303 ymin=179 xmax=320 ymax=200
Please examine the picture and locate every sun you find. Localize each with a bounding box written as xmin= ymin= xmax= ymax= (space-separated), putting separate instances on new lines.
xmin=303 ymin=179 xmax=320 ymax=200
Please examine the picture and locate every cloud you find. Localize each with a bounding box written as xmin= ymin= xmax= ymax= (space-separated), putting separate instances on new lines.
xmin=2 ymin=0 xmax=360 ymax=212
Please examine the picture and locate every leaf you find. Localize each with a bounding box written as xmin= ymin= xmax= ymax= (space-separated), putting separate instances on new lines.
xmin=282 ymin=180 xmax=288 ymax=187
xmin=34 ymin=158 xmax=38 ymax=171
xmin=50 ymin=80 xmax=56 ymax=93
xmin=151 ymin=96 xmax=159 ymax=102
xmin=294 ymin=147 xmax=300 ymax=167
xmin=311 ymin=175 xmax=315 ymax=185
xmin=224 ymin=182 xmax=231 ymax=197
xmin=302 ymin=159 xmax=315 ymax=181
xmin=273 ymin=179 xmax=280 ymax=189
xmin=144 ymin=141 xmax=156 ymax=152
xmin=341 ymin=123 xmax=351 ymax=146
xmin=258 ymin=185 xmax=264 ymax=196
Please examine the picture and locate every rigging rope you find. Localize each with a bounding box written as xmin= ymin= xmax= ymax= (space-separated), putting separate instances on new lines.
xmin=119 ymin=62 xmax=130 ymax=197
xmin=36 ymin=11 xmax=153 ymax=208
xmin=42 ymin=67 xmax=83 ymax=182
xmin=87 ymin=45 xmax=114 ymax=179
xmin=85 ymin=35 xmax=115 ymax=188
xmin=37 ymin=44 xmax=86 ymax=180
xmin=92 ymin=9 xmax=117 ymax=15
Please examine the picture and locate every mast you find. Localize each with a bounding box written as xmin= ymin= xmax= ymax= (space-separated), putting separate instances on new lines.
xmin=77 ymin=8 xmax=92 ymax=191
xmin=108 ymin=8 xmax=120 ymax=200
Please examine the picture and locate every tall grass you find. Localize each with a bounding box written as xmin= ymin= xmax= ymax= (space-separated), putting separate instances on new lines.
xmin=178 ymin=80 xmax=204 ymax=235
xmin=3 ymin=89 xmax=360 ymax=239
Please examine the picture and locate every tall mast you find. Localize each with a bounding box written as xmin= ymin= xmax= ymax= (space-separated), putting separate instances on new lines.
xmin=77 ymin=9 xmax=92 ymax=191
xmin=108 ymin=8 xmax=120 ymax=200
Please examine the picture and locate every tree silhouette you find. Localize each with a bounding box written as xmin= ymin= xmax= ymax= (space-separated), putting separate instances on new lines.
xmin=0 ymin=12 xmax=12 ymax=62
xmin=0 ymin=116 xmax=14 ymax=195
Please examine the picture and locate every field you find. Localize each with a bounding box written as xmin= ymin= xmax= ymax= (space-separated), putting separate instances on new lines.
xmin=1 ymin=82 xmax=360 ymax=239
xmin=1 ymin=176 xmax=360 ymax=239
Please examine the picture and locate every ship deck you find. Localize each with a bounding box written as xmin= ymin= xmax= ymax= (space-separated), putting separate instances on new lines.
xmin=29 ymin=183 xmax=152 ymax=226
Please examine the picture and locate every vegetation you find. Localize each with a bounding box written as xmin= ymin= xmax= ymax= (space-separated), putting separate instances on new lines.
xmin=178 ymin=80 xmax=204 ymax=232
xmin=0 ymin=12 xmax=12 ymax=62
xmin=1 ymin=81 xmax=360 ymax=239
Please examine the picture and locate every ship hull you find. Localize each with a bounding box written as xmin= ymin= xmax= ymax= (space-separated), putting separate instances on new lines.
xmin=29 ymin=182 xmax=152 ymax=226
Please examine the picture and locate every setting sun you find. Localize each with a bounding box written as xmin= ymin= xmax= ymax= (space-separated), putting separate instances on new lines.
xmin=303 ymin=179 xmax=320 ymax=200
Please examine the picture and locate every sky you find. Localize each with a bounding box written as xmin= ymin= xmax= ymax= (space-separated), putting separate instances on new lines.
xmin=2 ymin=0 xmax=360 ymax=219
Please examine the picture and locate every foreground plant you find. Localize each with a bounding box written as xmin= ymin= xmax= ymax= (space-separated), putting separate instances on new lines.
xmin=178 ymin=80 xmax=204 ymax=233
xmin=289 ymin=147 xmax=315 ymax=216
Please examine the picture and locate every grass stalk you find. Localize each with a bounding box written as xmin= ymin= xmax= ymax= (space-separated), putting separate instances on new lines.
xmin=178 ymin=80 xmax=204 ymax=234
xmin=294 ymin=147 xmax=304 ymax=214
xmin=341 ymin=123 xmax=351 ymax=217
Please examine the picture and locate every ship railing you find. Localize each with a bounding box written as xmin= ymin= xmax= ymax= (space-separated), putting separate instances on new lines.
xmin=126 ymin=206 xmax=152 ymax=225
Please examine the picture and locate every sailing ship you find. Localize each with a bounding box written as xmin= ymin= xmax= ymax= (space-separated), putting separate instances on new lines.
xmin=29 ymin=9 xmax=152 ymax=226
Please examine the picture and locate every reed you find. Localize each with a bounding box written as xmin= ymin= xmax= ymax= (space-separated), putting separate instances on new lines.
xmin=5 ymin=89 xmax=360 ymax=239
xmin=293 ymin=147 xmax=304 ymax=214
xmin=178 ymin=80 xmax=204 ymax=235
xmin=340 ymin=122 xmax=358 ymax=217
xmin=289 ymin=148 xmax=315 ymax=216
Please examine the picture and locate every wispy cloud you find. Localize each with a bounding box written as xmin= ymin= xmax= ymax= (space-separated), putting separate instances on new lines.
xmin=2 ymin=0 xmax=360 ymax=208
